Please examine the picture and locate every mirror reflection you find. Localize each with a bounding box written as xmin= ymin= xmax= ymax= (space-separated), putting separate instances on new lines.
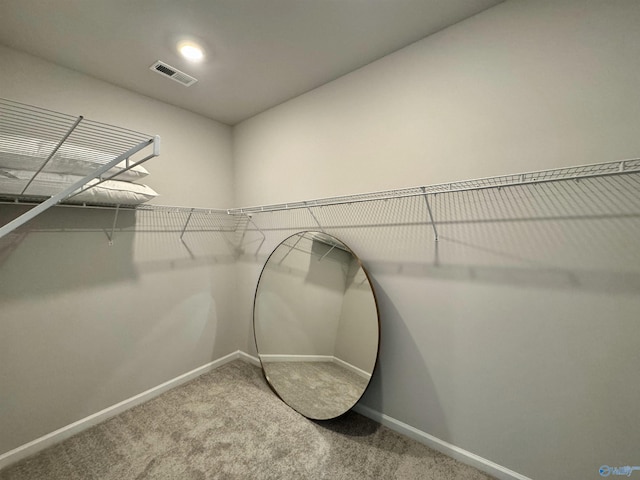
xmin=253 ymin=231 xmax=379 ymax=420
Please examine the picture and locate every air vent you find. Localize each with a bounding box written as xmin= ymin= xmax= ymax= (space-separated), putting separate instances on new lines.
xmin=149 ymin=61 xmax=198 ymax=87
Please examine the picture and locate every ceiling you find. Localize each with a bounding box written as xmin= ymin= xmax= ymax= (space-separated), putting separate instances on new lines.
xmin=0 ymin=0 xmax=504 ymax=125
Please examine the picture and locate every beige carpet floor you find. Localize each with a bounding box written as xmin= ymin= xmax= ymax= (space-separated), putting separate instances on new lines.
xmin=262 ymin=361 xmax=368 ymax=419
xmin=0 ymin=360 xmax=495 ymax=480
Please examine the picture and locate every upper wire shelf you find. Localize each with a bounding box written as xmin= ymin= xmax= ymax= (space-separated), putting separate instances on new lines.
xmin=0 ymin=98 xmax=154 ymax=166
xmin=0 ymin=98 xmax=160 ymax=239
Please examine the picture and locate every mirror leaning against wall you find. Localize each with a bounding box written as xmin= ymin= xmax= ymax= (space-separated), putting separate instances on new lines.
xmin=253 ymin=231 xmax=380 ymax=420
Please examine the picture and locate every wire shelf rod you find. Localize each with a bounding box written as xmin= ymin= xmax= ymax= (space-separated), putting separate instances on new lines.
xmin=421 ymin=186 xmax=439 ymax=242
xmin=1 ymin=99 xmax=150 ymax=140
xmin=0 ymin=119 xmax=150 ymax=152
xmin=0 ymin=135 xmax=150 ymax=166
xmin=0 ymin=97 xmax=75 ymax=114
xmin=0 ymin=117 xmax=84 ymax=140
xmin=0 ymin=100 xmax=75 ymax=122
xmin=20 ymin=116 xmax=84 ymax=195
xmin=60 ymin=130 xmax=148 ymax=147
xmin=67 ymin=126 xmax=150 ymax=145
xmin=61 ymin=131 xmax=150 ymax=149
xmin=0 ymin=111 xmax=73 ymax=129
xmin=0 ymin=119 xmax=79 ymax=139
xmin=79 ymin=118 xmax=159 ymax=138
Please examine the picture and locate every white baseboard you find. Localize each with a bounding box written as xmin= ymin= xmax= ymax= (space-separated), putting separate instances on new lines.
xmin=0 ymin=350 xmax=246 ymax=470
xmin=332 ymin=356 xmax=371 ymax=380
xmin=257 ymin=354 xmax=371 ymax=380
xmin=258 ymin=354 xmax=333 ymax=363
xmin=352 ymin=404 xmax=532 ymax=480
xmin=237 ymin=351 xmax=261 ymax=366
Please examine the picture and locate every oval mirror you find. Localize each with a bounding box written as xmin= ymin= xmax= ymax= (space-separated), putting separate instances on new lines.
xmin=253 ymin=231 xmax=379 ymax=420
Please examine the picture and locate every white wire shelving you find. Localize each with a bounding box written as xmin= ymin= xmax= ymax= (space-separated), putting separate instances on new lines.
xmin=0 ymin=98 xmax=160 ymax=239
xmin=1 ymin=97 xmax=639 ymax=265
xmin=230 ymin=161 xmax=640 ymax=282
xmin=227 ymin=158 xmax=639 ymax=252
xmin=228 ymin=158 xmax=640 ymax=215
xmin=3 ymin=155 xmax=639 ymax=254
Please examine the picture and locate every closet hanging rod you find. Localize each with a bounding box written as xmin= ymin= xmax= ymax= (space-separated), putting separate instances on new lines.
xmin=228 ymin=158 xmax=640 ymax=215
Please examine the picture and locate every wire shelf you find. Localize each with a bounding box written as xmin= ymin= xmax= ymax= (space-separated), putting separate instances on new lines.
xmin=229 ymin=158 xmax=640 ymax=214
xmin=0 ymin=98 xmax=152 ymax=171
xmin=1 ymin=96 xmax=638 ymax=278
xmin=235 ymin=171 xmax=640 ymax=279
xmin=0 ymin=98 xmax=160 ymax=239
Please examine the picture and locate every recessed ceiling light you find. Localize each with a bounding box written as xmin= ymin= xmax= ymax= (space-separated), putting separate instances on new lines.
xmin=178 ymin=42 xmax=204 ymax=62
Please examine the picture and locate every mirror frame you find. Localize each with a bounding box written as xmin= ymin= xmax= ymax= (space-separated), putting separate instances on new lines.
xmin=252 ymin=231 xmax=380 ymax=420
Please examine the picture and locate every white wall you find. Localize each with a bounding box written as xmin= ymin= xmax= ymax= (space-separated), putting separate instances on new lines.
xmin=233 ymin=1 xmax=640 ymax=479
xmin=0 ymin=47 xmax=239 ymax=455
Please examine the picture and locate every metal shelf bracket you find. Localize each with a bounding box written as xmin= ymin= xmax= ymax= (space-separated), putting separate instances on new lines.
xmin=421 ymin=187 xmax=439 ymax=242
xmin=106 ymin=204 xmax=120 ymax=246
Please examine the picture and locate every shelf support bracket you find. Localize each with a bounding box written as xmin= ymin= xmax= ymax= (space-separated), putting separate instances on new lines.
xmin=233 ymin=212 xmax=250 ymax=249
xmin=228 ymin=212 xmax=265 ymax=256
xmin=21 ymin=116 xmax=84 ymax=195
xmin=179 ymin=208 xmax=196 ymax=259
xmin=246 ymin=214 xmax=266 ymax=255
xmin=306 ymin=205 xmax=325 ymax=233
xmin=106 ymin=204 xmax=120 ymax=246
xmin=319 ymin=244 xmax=335 ymax=262
xmin=619 ymin=160 xmax=626 ymax=172
xmin=421 ymin=187 xmax=439 ymax=242
xmin=180 ymin=209 xmax=194 ymax=240
xmin=278 ymin=234 xmax=304 ymax=265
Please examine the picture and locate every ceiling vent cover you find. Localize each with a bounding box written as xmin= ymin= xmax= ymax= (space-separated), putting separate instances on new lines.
xmin=149 ymin=61 xmax=197 ymax=87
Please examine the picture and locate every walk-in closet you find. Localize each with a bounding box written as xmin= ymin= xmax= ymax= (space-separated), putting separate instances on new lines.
xmin=1 ymin=1 xmax=639 ymax=480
